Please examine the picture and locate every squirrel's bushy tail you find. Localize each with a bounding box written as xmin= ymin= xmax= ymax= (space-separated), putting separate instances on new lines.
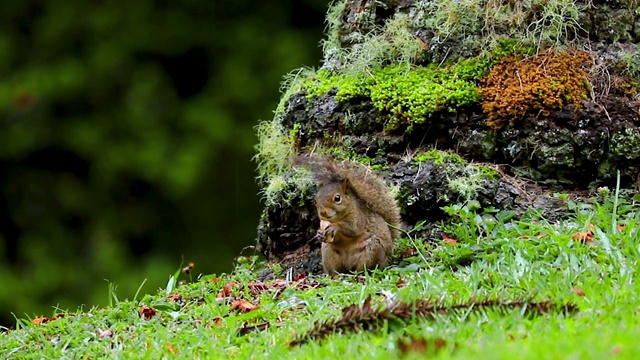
xmin=292 ymin=154 xmax=343 ymax=186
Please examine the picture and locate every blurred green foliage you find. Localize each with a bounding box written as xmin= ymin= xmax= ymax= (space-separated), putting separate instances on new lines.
xmin=0 ymin=0 xmax=327 ymax=326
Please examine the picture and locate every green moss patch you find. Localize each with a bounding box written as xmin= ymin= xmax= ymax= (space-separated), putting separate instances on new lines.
xmin=304 ymin=57 xmax=492 ymax=131
xmin=411 ymin=150 xmax=501 ymax=202
xmin=413 ymin=150 xmax=467 ymax=166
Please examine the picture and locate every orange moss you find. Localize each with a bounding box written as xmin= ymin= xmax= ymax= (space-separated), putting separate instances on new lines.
xmin=480 ymin=50 xmax=592 ymax=129
xmin=610 ymin=74 xmax=638 ymax=97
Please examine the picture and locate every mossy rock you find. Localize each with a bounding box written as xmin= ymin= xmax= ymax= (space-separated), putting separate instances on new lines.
xmin=254 ymin=0 xmax=640 ymax=269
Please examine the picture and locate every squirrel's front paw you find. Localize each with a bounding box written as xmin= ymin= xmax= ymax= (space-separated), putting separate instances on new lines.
xmin=319 ymin=220 xmax=336 ymax=243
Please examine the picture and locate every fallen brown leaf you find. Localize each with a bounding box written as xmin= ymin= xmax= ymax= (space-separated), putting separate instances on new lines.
xmin=138 ymin=305 xmax=157 ymax=320
xmin=571 ymin=287 xmax=586 ymax=296
xmin=272 ymin=279 xmax=289 ymax=287
xmin=32 ymin=312 xmax=68 ymax=325
xmin=442 ymin=234 xmax=458 ymax=245
xmin=433 ymin=338 xmax=447 ymax=351
xmin=167 ymin=293 xmax=184 ymax=302
xmin=397 ymin=337 xmax=428 ymax=354
xmin=32 ymin=317 xmax=49 ymax=325
xmin=397 ymin=337 xmax=447 ymax=355
xmin=165 ymin=343 xmax=179 ymax=355
xmin=572 ymin=230 xmax=594 ymax=243
xmin=217 ymin=281 xmax=239 ymax=298
xmin=51 ymin=313 xmax=66 ymax=321
xmin=293 ymin=272 xmax=308 ymax=282
xmin=230 ymin=299 xmax=259 ymax=313
xmin=247 ymin=282 xmax=270 ymax=296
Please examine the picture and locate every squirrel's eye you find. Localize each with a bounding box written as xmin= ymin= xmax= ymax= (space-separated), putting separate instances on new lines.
xmin=333 ymin=194 xmax=342 ymax=203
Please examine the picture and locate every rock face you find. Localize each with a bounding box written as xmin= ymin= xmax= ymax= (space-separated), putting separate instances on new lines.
xmin=254 ymin=0 xmax=640 ymax=273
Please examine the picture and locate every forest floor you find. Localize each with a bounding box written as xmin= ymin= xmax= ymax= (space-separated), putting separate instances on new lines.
xmin=1 ymin=189 xmax=639 ymax=359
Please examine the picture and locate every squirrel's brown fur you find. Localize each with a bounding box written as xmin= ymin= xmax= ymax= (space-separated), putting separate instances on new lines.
xmin=294 ymin=155 xmax=401 ymax=274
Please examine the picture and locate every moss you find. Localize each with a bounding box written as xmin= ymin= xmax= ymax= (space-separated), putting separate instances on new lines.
xmin=480 ymin=50 xmax=591 ymax=129
xmin=254 ymin=119 xmax=314 ymax=206
xmin=303 ymin=39 xmax=547 ymax=132
xmin=478 ymin=165 xmax=500 ymax=181
xmin=367 ymin=59 xmax=490 ymax=130
xmin=262 ymin=172 xmax=315 ymax=208
xmin=369 ymin=164 xmax=387 ymax=171
xmin=413 ymin=149 xmax=467 ymax=166
xmin=620 ymin=48 xmax=640 ymax=92
xmin=396 ymin=190 xmax=420 ymax=211
xmin=448 ymin=165 xmax=491 ymax=202
xmin=289 ymin=123 xmax=301 ymax=149
xmin=325 ymin=147 xmax=388 ymax=171
xmin=491 ymin=40 xmax=537 ymax=59
xmin=305 ymin=57 xmax=492 ymax=131
xmin=275 ymin=67 xmax=317 ymax=117
xmin=412 ymin=150 xmax=500 ymax=201
xmin=537 ymin=141 xmax=575 ymax=169
xmin=254 ymin=120 xmax=295 ymax=185
xmin=302 ymin=69 xmax=343 ymax=98
xmin=610 ymin=128 xmax=640 ymax=160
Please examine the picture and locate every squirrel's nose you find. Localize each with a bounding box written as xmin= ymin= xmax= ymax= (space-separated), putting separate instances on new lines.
xmin=319 ymin=209 xmax=328 ymax=218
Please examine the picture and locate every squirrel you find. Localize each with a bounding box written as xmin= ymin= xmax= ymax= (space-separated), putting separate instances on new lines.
xmin=294 ymin=155 xmax=401 ymax=275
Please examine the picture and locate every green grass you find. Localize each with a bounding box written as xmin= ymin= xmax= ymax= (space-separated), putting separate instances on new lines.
xmin=1 ymin=191 xmax=639 ymax=359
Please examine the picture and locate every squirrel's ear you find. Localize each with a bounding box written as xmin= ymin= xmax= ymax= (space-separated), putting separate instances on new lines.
xmin=340 ymin=178 xmax=351 ymax=194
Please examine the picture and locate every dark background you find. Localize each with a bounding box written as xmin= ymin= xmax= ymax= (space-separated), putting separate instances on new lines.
xmin=0 ymin=0 xmax=328 ymax=327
